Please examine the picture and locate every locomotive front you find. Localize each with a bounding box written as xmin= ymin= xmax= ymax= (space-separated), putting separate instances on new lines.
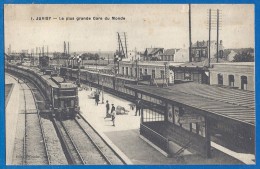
xmin=56 ymin=82 xmax=80 ymax=118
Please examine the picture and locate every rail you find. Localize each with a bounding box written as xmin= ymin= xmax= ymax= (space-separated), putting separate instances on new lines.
xmin=60 ymin=120 xmax=85 ymax=164
xmin=29 ymin=79 xmax=51 ymax=164
xmin=78 ymin=113 xmax=128 ymax=164
xmin=21 ymin=84 xmax=27 ymax=165
xmin=52 ymin=118 xmax=85 ymax=164
xmin=74 ymin=118 xmax=112 ymax=165
xmin=140 ymin=123 xmax=169 ymax=153
xmin=16 ymin=76 xmax=50 ymax=165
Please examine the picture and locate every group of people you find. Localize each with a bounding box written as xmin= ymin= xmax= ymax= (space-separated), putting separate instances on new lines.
xmin=104 ymin=100 xmax=116 ymax=126
xmin=104 ymin=99 xmax=142 ymax=126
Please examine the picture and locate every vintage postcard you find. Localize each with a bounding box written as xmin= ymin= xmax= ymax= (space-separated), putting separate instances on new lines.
xmin=4 ymin=4 xmax=255 ymax=165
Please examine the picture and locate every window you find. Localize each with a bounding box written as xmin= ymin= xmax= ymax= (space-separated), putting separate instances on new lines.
xmin=143 ymin=108 xmax=165 ymax=122
xmin=130 ymin=68 xmax=133 ymax=76
xmin=218 ymin=73 xmax=223 ymax=85
xmin=184 ymin=72 xmax=191 ymax=81
xmin=144 ymin=69 xmax=148 ymax=75
xmin=241 ymin=76 xmax=247 ymax=90
xmin=122 ymin=67 xmax=124 ymax=75
xmin=229 ymin=75 xmax=234 ymax=87
xmin=140 ymin=68 xmax=143 ymax=77
xmin=152 ymin=70 xmax=155 ymax=79
xmin=160 ymin=70 xmax=165 ymax=79
xmin=135 ymin=68 xmax=137 ymax=77
xmin=126 ymin=67 xmax=129 ymax=76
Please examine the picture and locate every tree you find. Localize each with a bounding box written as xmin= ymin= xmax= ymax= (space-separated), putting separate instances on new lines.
xmin=233 ymin=52 xmax=254 ymax=62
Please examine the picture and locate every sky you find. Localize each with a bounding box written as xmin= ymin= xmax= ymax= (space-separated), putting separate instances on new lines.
xmin=4 ymin=4 xmax=254 ymax=53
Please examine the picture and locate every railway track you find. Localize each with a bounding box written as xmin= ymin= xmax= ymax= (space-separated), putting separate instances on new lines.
xmin=76 ymin=114 xmax=127 ymax=164
xmin=52 ymin=118 xmax=85 ymax=165
xmin=53 ymin=114 xmax=126 ymax=165
xmin=8 ymin=72 xmax=128 ymax=165
xmin=20 ymin=79 xmax=50 ymax=165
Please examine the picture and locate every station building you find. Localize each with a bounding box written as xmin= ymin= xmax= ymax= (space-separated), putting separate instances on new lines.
xmin=118 ymin=61 xmax=183 ymax=86
xmin=170 ymin=61 xmax=209 ymax=84
xmin=126 ymin=82 xmax=255 ymax=158
xmin=209 ymin=62 xmax=254 ymax=91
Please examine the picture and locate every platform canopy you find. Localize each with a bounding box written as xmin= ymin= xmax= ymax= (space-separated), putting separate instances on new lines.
xmin=126 ymin=83 xmax=255 ymax=126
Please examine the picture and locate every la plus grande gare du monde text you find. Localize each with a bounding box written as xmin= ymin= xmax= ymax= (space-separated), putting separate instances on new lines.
xmin=31 ymin=16 xmax=126 ymax=21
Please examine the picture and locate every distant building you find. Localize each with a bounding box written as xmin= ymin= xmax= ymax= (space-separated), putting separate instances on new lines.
xmin=143 ymin=48 xmax=164 ymax=61
xmin=170 ymin=61 xmax=209 ymax=84
xmin=21 ymin=50 xmax=29 ymax=54
xmin=209 ymin=62 xmax=254 ymax=91
xmin=123 ymin=50 xmax=141 ymax=61
xmin=191 ymin=40 xmax=224 ymax=62
xmin=118 ymin=61 xmax=183 ymax=86
xmin=159 ymin=49 xmax=179 ymax=61
xmin=174 ymin=48 xmax=189 ymax=62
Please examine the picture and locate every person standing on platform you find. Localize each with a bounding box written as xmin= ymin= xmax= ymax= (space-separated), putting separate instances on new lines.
xmin=111 ymin=107 xmax=116 ymax=126
xmin=95 ymin=93 xmax=99 ymax=106
xmin=110 ymin=104 xmax=115 ymax=120
xmin=135 ymin=100 xmax=141 ymax=116
xmin=104 ymin=100 xmax=110 ymax=119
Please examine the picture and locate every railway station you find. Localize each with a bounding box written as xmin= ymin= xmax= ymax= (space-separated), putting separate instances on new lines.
xmin=4 ymin=4 xmax=256 ymax=166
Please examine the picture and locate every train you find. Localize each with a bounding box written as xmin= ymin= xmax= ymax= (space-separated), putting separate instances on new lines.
xmin=60 ymin=67 xmax=138 ymax=100
xmin=5 ymin=63 xmax=80 ymax=118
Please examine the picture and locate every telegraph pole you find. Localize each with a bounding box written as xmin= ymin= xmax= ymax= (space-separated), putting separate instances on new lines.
xmin=208 ymin=9 xmax=211 ymax=67
xmin=124 ymin=32 xmax=128 ymax=57
xmin=189 ymin=4 xmax=192 ymax=62
xmin=216 ymin=9 xmax=219 ymax=63
xmin=207 ymin=9 xmax=222 ymax=64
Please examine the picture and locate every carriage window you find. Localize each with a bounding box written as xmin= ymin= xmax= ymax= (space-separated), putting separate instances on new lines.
xmin=160 ymin=70 xmax=165 ymax=79
xmin=218 ymin=73 xmax=223 ymax=85
xmin=60 ymin=90 xmax=75 ymax=96
xmin=130 ymin=67 xmax=133 ymax=76
xmin=144 ymin=69 xmax=148 ymax=75
xmin=241 ymin=76 xmax=247 ymax=90
xmin=229 ymin=75 xmax=234 ymax=87
xmin=152 ymin=70 xmax=155 ymax=79
xmin=60 ymin=101 xmax=64 ymax=108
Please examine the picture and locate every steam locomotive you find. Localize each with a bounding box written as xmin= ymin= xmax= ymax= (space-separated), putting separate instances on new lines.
xmin=5 ymin=63 xmax=79 ymax=118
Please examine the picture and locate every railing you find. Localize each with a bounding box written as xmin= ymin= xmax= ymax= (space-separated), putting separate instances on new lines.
xmin=174 ymin=140 xmax=192 ymax=157
xmin=140 ymin=124 xmax=169 ymax=153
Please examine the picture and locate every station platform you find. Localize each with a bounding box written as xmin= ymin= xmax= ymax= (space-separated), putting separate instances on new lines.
xmin=5 ymin=74 xmax=20 ymax=165
xmin=78 ymin=85 xmax=245 ymax=164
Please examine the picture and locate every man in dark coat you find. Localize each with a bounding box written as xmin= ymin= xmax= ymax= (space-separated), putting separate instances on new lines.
xmin=104 ymin=100 xmax=110 ymax=119
xmin=95 ymin=93 xmax=99 ymax=106
xmin=135 ymin=100 xmax=141 ymax=116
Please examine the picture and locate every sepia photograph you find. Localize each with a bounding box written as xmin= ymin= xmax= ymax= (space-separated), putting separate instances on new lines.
xmin=4 ymin=4 xmax=255 ymax=165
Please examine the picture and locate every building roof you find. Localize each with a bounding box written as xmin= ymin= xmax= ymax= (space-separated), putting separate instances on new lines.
xmin=192 ymin=41 xmax=209 ymax=48
xmin=144 ymin=48 xmax=164 ymax=56
xmin=160 ymin=49 xmax=179 ymax=56
xmin=170 ymin=58 xmax=230 ymax=69
xmin=126 ymin=82 xmax=255 ymax=126
xmin=191 ymin=40 xmax=222 ymax=48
